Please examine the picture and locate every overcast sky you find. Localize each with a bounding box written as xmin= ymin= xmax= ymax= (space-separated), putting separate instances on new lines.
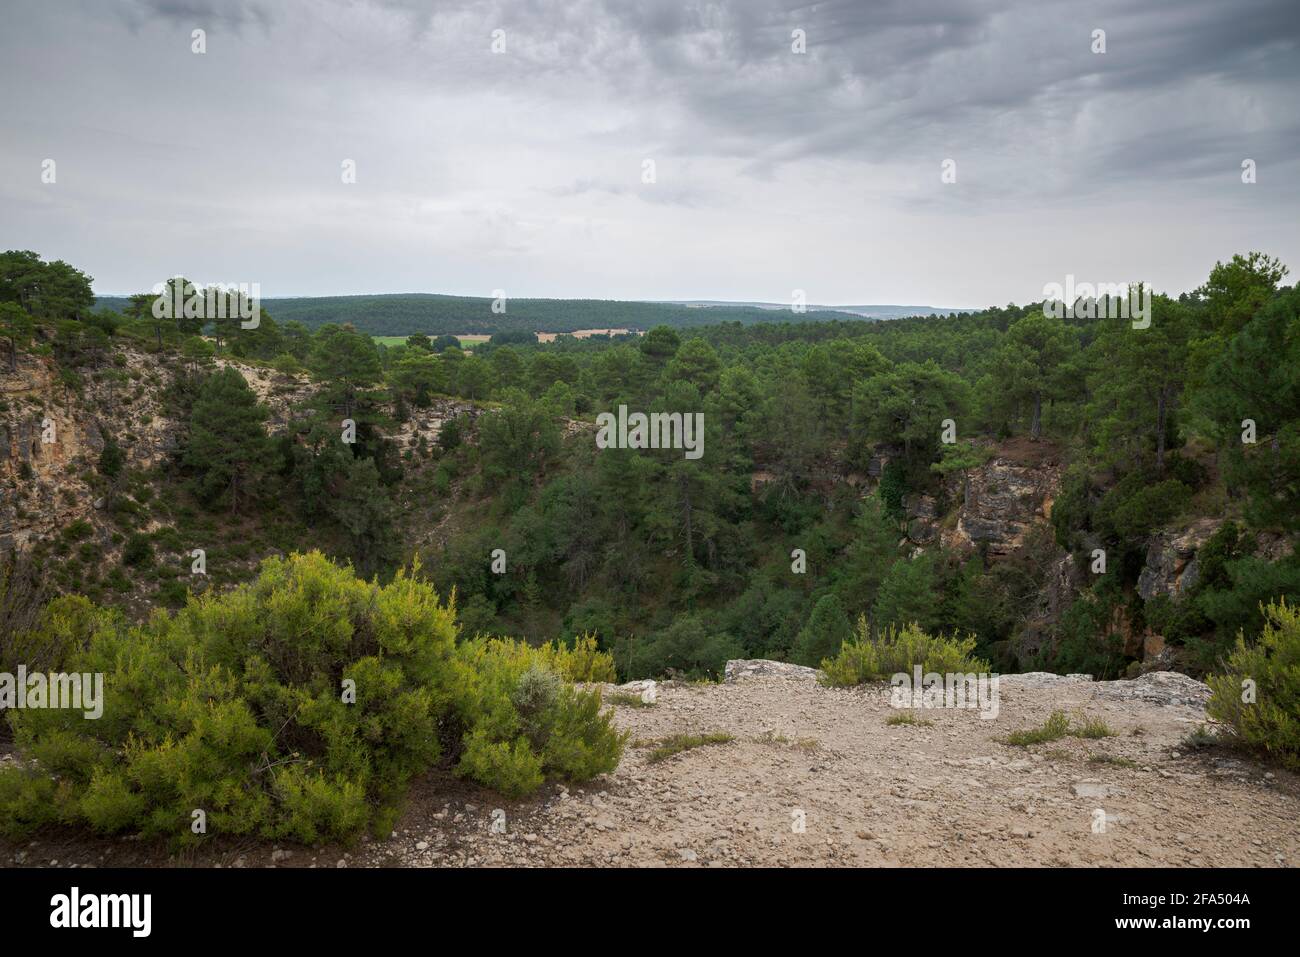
xmin=1 ymin=0 xmax=1297 ymax=306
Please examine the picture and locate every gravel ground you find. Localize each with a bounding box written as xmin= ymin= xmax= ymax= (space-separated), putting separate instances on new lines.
xmin=4 ymin=670 xmax=1296 ymax=869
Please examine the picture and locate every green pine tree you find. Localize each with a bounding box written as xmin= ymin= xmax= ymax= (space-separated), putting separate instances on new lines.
xmin=182 ymin=367 xmax=275 ymax=514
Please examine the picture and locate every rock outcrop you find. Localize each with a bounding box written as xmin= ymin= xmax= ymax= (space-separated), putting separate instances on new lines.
xmin=390 ymin=399 xmax=481 ymax=453
xmin=1 ymin=355 xmax=151 ymax=552
xmin=724 ymin=659 xmax=821 ymax=682
xmin=945 ymin=456 xmax=1061 ymax=556
xmin=1136 ymin=517 xmax=1223 ymax=601
xmin=898 ymin=440 xmax=1063 ymax=557
xmin=1000 ymin=670 xmax=1211 ymax=708
xmin=0 ymin=351 xmax=325 ymax=556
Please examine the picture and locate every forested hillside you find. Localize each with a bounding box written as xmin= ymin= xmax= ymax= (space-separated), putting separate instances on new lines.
xmin=92 ymin=292 xmax=886 ymax=337
xmin=5 ymin=248 xmax=1298 ymax=690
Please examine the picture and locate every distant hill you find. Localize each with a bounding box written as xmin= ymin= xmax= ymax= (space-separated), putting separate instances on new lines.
xmin=662 ymin=301 xmax=971 ymax=320
xmin=92 ymin=292 xmax=965 ymax=337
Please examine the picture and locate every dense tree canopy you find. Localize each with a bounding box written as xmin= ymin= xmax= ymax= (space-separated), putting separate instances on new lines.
xmin=7 ymin=248 xmax=1298 ymax=685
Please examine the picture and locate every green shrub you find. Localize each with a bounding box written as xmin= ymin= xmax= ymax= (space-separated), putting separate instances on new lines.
xmin=121 ymin=532 xmax=153 ymax=567
xmin=619 ymin=614 xmax=743 ymax=680
xmin=97 ymin=438 xmax=125 ymax=479
xmin=791 ymin=594 xmax=853 ymax=667
xmin=1095 ymin=474 xmax=1191 ymax=541
xmin=512 ymin=665 xmax=561 ymax=748
xmin=537 ymin=633 xmax=618 ymax=683
xmin=0 ymin=551 xmax=625 ymax=843
xmin=446 ymin=636 xmax=627 ymax=797
xmin=104 ymin=567 xmax=131 ymax=592
xmin=456 ymin=730 xmax=545 ymax=798
xmin=1 ymin=555 xmax=51 ymax=672
xmin=820 ymin=619 xmax=990 ymax=687
xmin=1045 ymin=586 xmax=1128 ymax=679
xmin=107 ymin=495 xmax=143 ymax=527
xmin=1182 ymin=724 xmax=1221 ymax=752
xmin=1073 ymin=715 xmax=1118 ymax=739
xmin=1003 ymin=710 xmax=1071 ymax=746
xmin=62 ymin=520 xmax=93 ymax=542
xmin=637 ymin=732 xmax=734 ymax=764
xmin=1190 ymin=556 xmax=1300 ymax=670
xmin=155 ymin=579 xmax=190 ymax=608
xmin=878 ymin=460 xmax=907 ymax=522
xmin=151 ymin=525 xmax=185 ymax=554
xmin=2 ymin=594 xmax=114 ymax=675
xmin=1002 ymin=710 xmax=1118 ymax=746
xmin=886 ymin=711 xmax=933 ymax=727
xmin=1206 ymin=600 xmax=1300 ymax=770
xmin=605 ymin=691 xmax=654 ymax=708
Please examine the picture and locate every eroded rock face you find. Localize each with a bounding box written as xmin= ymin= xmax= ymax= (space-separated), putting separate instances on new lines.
xmin=0 ymin=351 xmax=320 ymax=556
xmin=904 ymin=493 xmax=938 ymax=520
xmin=723 ymin=659 xmax=821 ymax=683
xmin=1136 ymin=517 xmax=1223 ymax=601
xmin=214 ymin=358 xmax=319 ymax=435
xmin=906 ymin=517 xmax=939 ymax=545
xmin=865 ymin=451 xmax=894 ymax=478
xmin=947 ymin=458 xmax=1061 ymax=556
xmin=892 ymin=440 xmax=1064 ymax=556
xmin=388 ymin=399 xmax=481 ymax=453
xmin=1040 ymin=552 xmax=1080 ymax=627
xmin=1 ymin=356 xmax=138 ymax=551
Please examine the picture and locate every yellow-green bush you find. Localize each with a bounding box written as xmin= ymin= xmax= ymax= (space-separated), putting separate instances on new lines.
xmin=820 ymin=619 xmax=991 ymax=687
xmin=2 ymin=592 xmax=116 ymax=675
xmin=536 ymin=633 xmax=618 ymax=683
xmin=445 ymin=636 xmax=627 ymax=797
xmin=1206 ymin=600 xmax=1300 ymax=770
xmin=0 ymin=551 xmax=625 ymax=844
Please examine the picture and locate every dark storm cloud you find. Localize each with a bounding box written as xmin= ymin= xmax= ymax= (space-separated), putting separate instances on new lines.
xmin=99 ymin=0 xmax=1300 ymax=179
xmin=118 ymin=0 xmax=274 ymax=33
xmin=370 ymin=0 xmax=1300 ymax=187
xmin=591 ymin=0 xmax=1300 ymax=176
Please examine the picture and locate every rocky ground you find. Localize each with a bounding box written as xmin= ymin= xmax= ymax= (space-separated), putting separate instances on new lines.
xmin=4 ymin=663 xmax=1296 ymax=869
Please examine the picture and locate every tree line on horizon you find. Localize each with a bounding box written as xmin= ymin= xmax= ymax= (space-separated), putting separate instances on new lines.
xmin=90 ymin=288 xmax=893 ymax=338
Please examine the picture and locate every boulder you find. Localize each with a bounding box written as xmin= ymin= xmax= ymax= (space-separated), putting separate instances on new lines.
xmin=723 ymin=659 xmax=821 ymax=683
xmin=617 ymin=679 xmax=658 ymax=703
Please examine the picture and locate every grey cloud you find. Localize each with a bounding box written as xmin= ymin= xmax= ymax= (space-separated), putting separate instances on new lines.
xmin=119 ymin=0 xmax=274 ymax=33
xmin=0 ymin=0 xmax=1295 ymax=302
